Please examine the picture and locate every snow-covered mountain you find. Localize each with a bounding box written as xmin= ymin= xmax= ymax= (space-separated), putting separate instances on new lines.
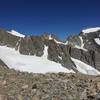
xmin=7 ymin=30 xmax=25 ymax=38
xmin=0 ymin=28 xmax=100 ymax=75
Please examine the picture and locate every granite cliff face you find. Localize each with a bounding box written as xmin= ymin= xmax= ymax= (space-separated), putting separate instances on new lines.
xmin=0 ymin=28 xmax=100 ymax=75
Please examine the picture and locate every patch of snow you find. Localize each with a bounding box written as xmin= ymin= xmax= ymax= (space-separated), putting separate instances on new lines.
xmin=54 ymin=39 xmax=68 ymax=45
xmin=72 ymin=36 xmax=87 ymax=51
xmin=54 ymin=39 xmax=64 ymax=44
xmin=48 ymin=35 xmax=53 ymax=40
xmin=58 ymin=56 xmax=62 ymax=60
xmin=48 ymin=34 xmax=67 ymax=45
xmin=94 ymin=38 xmax=100 ymax=46
xmin=15 ymin=38 xmax=22 ymax=51
xmin=71 ymin=57 xmax=100 ymax=75
xmin=64 ymin=41 xmax=68 ymax=45
xmin=82 ymin=27 xmax=100 ymax=34
xmin=42 ymin=45 xmax=48 ymax=58
xmin=86 ymin=40 xmax=88 ymax=42
xmin=67 ymin=36 xmax=87 ymax=51
xmin=74 ymin=45 xmax=87 ymax=51
xmin=48 ymin=35 xmax=68 ymax=45
xmin=0 ymin=46 xmax=74 ymax=73
xmin=7 ymin=30 xmax=25 ymax=38
xmin=79 ymin=36 xmax=84 ymax=48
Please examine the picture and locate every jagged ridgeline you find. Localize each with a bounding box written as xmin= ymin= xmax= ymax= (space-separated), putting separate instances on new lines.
xmin=0 ymin=28 xmax=100 ymax=75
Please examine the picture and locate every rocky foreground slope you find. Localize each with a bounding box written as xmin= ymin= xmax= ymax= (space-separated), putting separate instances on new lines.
xmin=0 ymin=67 xmax=100 ymax=100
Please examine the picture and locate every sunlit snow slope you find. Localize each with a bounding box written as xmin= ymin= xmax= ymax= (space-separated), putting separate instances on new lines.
xmin=0 ymin=46 xmax=74 ymax=73
xmin=71 ymin=57 xmax=100 ymax=75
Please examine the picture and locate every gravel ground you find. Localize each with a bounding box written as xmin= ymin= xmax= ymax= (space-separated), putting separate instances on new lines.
xmin=0 ymin=68 xmax=100 ymax=100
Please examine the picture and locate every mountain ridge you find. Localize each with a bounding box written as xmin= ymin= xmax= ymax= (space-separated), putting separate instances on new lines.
xmin=0 ymin=27 xmax=100 ymax=75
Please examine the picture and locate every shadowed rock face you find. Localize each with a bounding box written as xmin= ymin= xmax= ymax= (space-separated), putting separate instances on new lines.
xmin=69 ymin=48 xmax=95 ymax=67
xmin=47 ymin=40 xmax=76 ymax=70
xmin=0 ymin=59 xmax=8 ymax=69
xmin=0 ymin=29 xmax=20 ymax=48
xmin=19 ymin=36 xmax=44 ymax=56
xmin=0 ymin=28 xmax=100 ymax=73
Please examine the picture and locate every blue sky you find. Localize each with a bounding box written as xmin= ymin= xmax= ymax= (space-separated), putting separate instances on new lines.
xmin=0 ymin=0 xmax=100 ymax=39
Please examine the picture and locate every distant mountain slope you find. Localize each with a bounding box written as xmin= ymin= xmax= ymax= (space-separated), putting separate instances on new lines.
xmin=0 ymin=27 xmax=100 ymax=75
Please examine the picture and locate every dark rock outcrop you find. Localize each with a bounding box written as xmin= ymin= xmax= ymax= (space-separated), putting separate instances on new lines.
xmin=0 ymin=59 xmax=8 ymax=69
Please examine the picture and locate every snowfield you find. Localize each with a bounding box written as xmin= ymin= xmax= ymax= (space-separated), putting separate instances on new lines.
xmin=0 ymin=46 xmax=74 ymax=73
xmin=82 ymin=27 xmax=100 ymax=34
xmin=0 ymin=45 xmax=99 ymax=75
xmin=71 ymin=57 xmax=100 ymax=75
